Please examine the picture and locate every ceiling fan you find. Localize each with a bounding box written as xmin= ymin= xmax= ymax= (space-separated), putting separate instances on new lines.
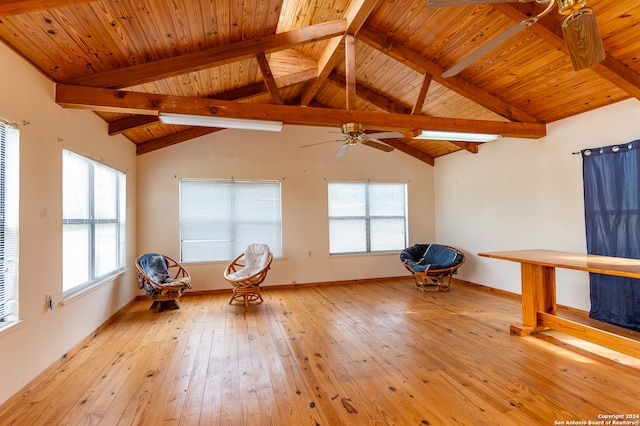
xmin=430 ymin=0 xmax=606 ymax=78
xmin=300 ymin=123 xmax=403 ymax=157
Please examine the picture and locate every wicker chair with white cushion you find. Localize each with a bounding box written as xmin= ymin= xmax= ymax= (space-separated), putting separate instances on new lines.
xmin=224 ymin=243 xmax=273 ymax=309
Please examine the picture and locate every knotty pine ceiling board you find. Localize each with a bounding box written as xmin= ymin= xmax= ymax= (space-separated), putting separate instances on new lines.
xmin=407 ymin=138 xmax=463 ymax=158
xmin=422 ymin=82 xmax=508 ymax=121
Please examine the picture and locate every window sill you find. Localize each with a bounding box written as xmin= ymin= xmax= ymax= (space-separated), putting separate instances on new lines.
xmin=0 ymin=318 xmax=26 ymax=338
xmin=329 ymin=251 xmax=401 ymax=258
xmin=62 ymin=269 xmax=127 ymax=305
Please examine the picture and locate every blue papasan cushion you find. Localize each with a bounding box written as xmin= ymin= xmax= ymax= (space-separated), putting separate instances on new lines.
xmin=400 ymin=243 xmax=464 ymax=272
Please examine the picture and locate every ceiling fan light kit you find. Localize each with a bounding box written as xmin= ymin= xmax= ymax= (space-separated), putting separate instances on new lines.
xmin=415 ymin=130 xmax=502 ymax=143
xmin=158 ymin=112 xmax=284 ymax=132
xmin=341 ymin=122 xmax=365 ymax=136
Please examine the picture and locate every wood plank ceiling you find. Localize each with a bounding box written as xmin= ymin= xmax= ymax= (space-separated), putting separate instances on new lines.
xmin=1 ymin=0 xmax=639 ymax=164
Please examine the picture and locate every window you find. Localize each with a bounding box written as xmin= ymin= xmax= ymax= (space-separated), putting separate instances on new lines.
xmin=328 ymin=182 xmax=407 ymax=254
xmin=62 ymin=150 xmax=125 ymax=296
xmin=180 ymin=179 xmax=282 ymax=262
xmin=0 ymin=119 xmax=19 ymax=326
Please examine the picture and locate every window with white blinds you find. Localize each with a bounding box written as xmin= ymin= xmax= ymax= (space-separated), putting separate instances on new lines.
xmin=0 ymin=119 xmax=19 ymax=326
xmin=180 ymin=179 xmax=282 ymax=262
xmin=62 ymin=150 xmax=125 ymax=296
xmin=328 ymin=182 xmax=407 ymax=255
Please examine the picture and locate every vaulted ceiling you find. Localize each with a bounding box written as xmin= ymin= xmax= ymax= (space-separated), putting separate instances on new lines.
xmin=1 ymin=0 xmax=639 ymax=164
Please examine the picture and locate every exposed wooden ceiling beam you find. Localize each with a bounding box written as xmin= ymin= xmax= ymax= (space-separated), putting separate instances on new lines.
xmin=0 ymin=0 xmax=93 ymax=16
xmin=412 ymin=74 xmax=433 ymax=115
xmin=357 ymin=26 xmax=541 ymax=124
xmin=300 ymin=0 xmax=382 ymax=106
xmin=136 ymin=128 xmax=223 ymax=155
xmin=255 ymin=53 xmax=283 ymax=105
xmin=493 ymin=3 xmax=640 ymax=100
xmin=64 ymin=20 xmax=345 ymax=89
xmin=109 ymin=115 xmax=158 ymax=136
xmin=56 ymin=84 xmax=547 ymax=138
xmin=450 ymin=142 xmax=481 ymax=154
xmin=382 ymin=138 xmax=435 ymax=166
xmin=110 ymin=68 xmax=319 ymax=135
xmin=327 ymin=73 xmax=410 ymax=114
xmin=345 ymin=35 xmax=357 ymax=110
xmin=109 ymin=68 xmax=316 ymax=136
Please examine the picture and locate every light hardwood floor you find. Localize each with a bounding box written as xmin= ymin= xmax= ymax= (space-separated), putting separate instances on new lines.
xmin=1 ymin=278 xmax=639 ymax=425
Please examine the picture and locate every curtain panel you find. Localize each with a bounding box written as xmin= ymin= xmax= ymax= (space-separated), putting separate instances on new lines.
xmin=582 ymin=141 xmax=640 ymax=331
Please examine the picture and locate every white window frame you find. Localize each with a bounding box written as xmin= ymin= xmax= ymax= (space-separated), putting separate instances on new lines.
xmin=328 ymin=181 xmax=408 ymax=255
xmin=62 ymin=150 xmax=125 ymax=296
xmin=0 ymin=119 xmax=19 ymax=327
xmin=180 ymin=179 xmax=282 ymax=262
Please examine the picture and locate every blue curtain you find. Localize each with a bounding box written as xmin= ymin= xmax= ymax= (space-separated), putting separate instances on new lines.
xmin=582 ymin=141 xmax=640 ymax=331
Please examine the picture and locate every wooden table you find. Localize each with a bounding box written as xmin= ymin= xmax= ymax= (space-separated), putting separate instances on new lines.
xmin=478 ymin=249 xmax=640 ymax=358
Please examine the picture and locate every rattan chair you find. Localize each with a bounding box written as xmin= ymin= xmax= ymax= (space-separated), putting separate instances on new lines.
xmin=135 ymin=253 xmax=192 ymax=312
xmin=224 ymin=243 xmax=272 ymax=309
xmin=400 ymin=244 xmax=465 ymax=292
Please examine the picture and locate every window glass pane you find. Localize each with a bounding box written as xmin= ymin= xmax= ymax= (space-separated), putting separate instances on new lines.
xmin=63 ymin=224 xmax=89 ymax=291
xmin=369 ymin=184 xmax=406 ymax=216
xmin=182 ymin=240 xmax=234 ymax=263
xmin=328 ymin=183 xmax=365 ymax=217
xmin=180 ymin=180 xmax=231 ymax=241
xmin=95 ymin=223 xmax=117 ymax=276
xmin=329 ymin=219 xmax=366 ymax=253
xmin=63 ymin=154 xmax=89 ymax=220
xmin=94 ymin=165 xmax=117 ymax=219
xmin=370 ymin=218 xmax=406 ymax=251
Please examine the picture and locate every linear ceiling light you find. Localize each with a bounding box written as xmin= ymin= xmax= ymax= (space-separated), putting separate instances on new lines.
xmin=158 ymin=112 xmax=284 ymax=132
xmin=414 ymin=130 xmax=501 ymax=143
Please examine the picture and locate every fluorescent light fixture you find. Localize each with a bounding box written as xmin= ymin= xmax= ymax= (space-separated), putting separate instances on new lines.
xmin=414 ymin=130 xmax=501 ymax=143
xmin=158 ymin=112 xmax=283 ymax=132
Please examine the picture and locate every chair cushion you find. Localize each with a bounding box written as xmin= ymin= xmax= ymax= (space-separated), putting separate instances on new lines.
xmin=400 ymin=244 xmax=464 ymax=272
xmin=227 ymin=243 xmax=271 ymax=280
xmin=162 ymin=276 xmax=192 ymax=287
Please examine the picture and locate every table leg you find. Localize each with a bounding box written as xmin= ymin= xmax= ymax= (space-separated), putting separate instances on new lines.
xmin=510 ymin=263 xmax=556 ymax=336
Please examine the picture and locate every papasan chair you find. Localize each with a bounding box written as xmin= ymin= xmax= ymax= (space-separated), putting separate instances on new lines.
xmin=400 ymin=243 xmax=465 ymax=292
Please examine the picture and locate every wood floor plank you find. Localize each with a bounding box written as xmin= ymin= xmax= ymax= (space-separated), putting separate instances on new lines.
xmin=178 ymin=293 xmax=220 ymax=425
xmin=196 ymin=295 xmax=237 ymax=424
xmin=1 ymin=278 xmax=639 ymax=425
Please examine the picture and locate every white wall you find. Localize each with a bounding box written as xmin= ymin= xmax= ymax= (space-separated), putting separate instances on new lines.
xmin=435 ymin=98 xmax=640 ymax=311
xmin=0 ymin=43 xmax=138 ymax=405
xmin=137 ymin=125 xmax=436 ymax=290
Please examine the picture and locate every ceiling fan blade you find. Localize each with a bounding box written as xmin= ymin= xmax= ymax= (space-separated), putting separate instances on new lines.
xmin=441 ymin=17 xmax=533 ymax=78
xmin=561 ymin=7 xmax=606 ymax=71
xmin=362 ymin=139 xmax=395 ymax=152
xmin=299 ymin=139 xmax=342 ymax=148
xmin=366 ymin=131 xmax=404 ymax=139
xmin=334 ymin=143 xmax=351 ymax=157
xmin=426 ymin=0 xmax=520 ymax=8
